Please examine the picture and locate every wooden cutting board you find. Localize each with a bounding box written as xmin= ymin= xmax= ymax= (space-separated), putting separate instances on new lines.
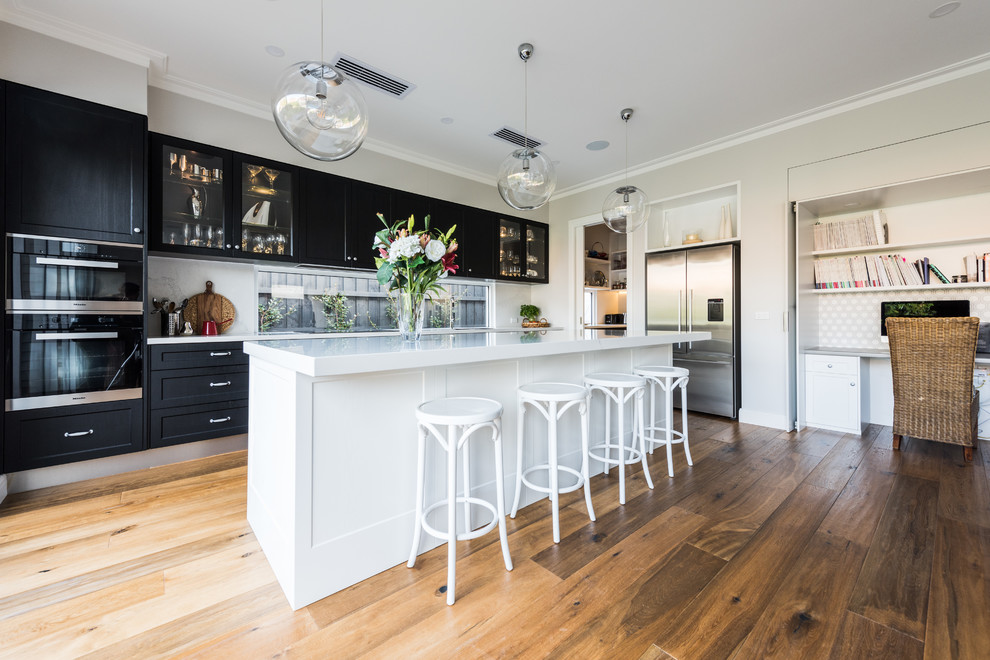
xmin=184 ymin=281 xmax=235 ymax=334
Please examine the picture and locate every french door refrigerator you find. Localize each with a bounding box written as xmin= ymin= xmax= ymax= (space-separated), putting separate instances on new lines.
xmin=646 ymin=243 xmax=740 ymax=418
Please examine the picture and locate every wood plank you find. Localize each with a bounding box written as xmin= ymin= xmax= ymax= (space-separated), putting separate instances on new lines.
xmin=0 ymin=451 xmax=247 ymax=517
xmin=654 ymin=483 xmax=840 ymax=659
xmin=818 ymin=466 xmax=896 ymax=547
xmin=828 ymin=610 xmax=924 ymax=659
xmin=847 ymin=474 xmax=939 ymax=640
xmin=637 ymin=644 xmax=675 ymax=660
xmin=923 ymin=517 xmax=990 ymax=659
xmin=788 ymin=426 xmax=845 ymax=458
xmin=732 ymin=532 xmax=868 ymax=659
xmin=936 ymin=444 xmax=990 ymax=528
xmin=802 ymin=424 xmax=879 ymax=492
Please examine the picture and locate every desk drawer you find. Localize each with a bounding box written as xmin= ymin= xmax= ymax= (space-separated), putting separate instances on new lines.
xmin=806 ymin=354 xmax=858 ymax=376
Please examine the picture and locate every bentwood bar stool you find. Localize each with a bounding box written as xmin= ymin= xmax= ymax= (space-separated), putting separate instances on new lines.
xmin=407 ymin=396 xmax=513 ymax=605
xmin=583 ymin=372 xmax=654 ymax=504
xmin=510 ymin=382 xmax=596 ymax=543
xmin=634 ymin=365 xmax=692 ymax=477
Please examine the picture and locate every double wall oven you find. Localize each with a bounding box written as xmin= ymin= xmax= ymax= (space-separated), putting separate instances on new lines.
xmin=6 ymin=235 xmax=144 ymax=412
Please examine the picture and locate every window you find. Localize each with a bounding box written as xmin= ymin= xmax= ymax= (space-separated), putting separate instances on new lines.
xmin=256 ymin=266 xmax=490 ymax=333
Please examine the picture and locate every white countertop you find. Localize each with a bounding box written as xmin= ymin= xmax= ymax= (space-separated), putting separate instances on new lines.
xmin=242 ymin=329 xmax=709 ymax=377
xmin=146 ymin=326 xmax=558 ymax=345
xmin=805 ymin=345 xmax=990 ymax=364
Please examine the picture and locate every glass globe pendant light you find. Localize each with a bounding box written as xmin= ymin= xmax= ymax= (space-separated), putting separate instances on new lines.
xmin=497 ymin=43 xmax=556 ymax=210
xmin=271 ymin=1 xmax=368 ymax=161
xmin=602 ymin=108 xmax=650 ymax=233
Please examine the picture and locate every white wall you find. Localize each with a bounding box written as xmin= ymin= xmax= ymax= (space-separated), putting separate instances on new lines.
xmin=547 ymin=67 xmax=990 ymax=430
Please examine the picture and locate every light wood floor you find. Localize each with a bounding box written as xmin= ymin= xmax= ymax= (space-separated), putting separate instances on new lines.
xmin=2 ymin=415 xmax=990 ymax=659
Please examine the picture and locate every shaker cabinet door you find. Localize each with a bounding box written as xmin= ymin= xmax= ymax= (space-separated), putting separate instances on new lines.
xmin=298 ymin=169 xmax=348 ymax=266
xmin=4 ymin=82 xmax=146 ymax=243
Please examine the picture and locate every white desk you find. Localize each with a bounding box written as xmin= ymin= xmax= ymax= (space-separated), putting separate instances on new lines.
xmin=243 ymin=328 xmax=709 ymax=609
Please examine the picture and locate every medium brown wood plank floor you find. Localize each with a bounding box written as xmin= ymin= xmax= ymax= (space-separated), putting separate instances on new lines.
xmin=2 ymin=415 xmax=990 ymax=659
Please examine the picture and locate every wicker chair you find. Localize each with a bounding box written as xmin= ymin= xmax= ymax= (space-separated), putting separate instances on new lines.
xmin=886 ymin=316 xmax=981 ymax=462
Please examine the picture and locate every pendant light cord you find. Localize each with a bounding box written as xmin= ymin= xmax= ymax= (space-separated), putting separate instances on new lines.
xmin=320 ymin=0 xmax=325 ymax=65
xmin=624 ymin=117 xmax=629 ymax=187
xmin=523 ymin=58 xmax=529 ymax=149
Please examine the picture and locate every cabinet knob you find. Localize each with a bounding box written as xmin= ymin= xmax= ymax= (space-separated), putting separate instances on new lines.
xmin=133 ymin=227 xmax=142 ymax=234
xmin=826 ymin=363 xmax=833 ymax=368
xmin=850 ymin=382 xmax=856 ymax=387
xmin=226 ymin=243 xmax=232 ymax=249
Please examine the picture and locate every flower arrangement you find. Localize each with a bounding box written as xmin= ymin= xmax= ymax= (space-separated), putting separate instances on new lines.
xmin=374 ymin=213 xmax=457 ymax=339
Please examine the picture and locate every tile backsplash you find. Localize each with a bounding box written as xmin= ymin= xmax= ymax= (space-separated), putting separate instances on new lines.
xmin=816 ymin=287 xmax=990 ymax=350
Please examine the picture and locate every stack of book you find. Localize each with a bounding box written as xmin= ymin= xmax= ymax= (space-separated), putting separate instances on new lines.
xmin=812 ymin=210 xmax=888 ymax=251
xmin=814 ymin=254 xmax=950 ymax=289
xmin=964 ymin=253 xmax=990 ymax=282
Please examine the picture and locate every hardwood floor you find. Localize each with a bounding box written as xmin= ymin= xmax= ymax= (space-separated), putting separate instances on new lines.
xmin=2 ymin=415 xmax=989 ymax=659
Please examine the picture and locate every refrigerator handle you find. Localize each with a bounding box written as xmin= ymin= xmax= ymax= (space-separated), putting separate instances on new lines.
xmin=688 ymin=288 xmax=694 ymax=349
xmin=677 ymin=289 xmax=683 ymax=350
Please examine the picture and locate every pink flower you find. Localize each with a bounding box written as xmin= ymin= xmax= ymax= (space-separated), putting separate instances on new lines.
xmin=446 ymin=241 xmax=458 ymax=254
xmin=419 ymin=233 xmax=431 ymax=249
xmin=441 ymin=251 xmax=458 ymax=274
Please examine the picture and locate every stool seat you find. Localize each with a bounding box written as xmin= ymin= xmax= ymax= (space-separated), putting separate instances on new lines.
xmin=584 ymin=372 xmax=647 ymax=389
xmin=416 ymin=397 xmax=503 ymax=426
xmin=518 ymin=382 xmax=587 ymax=402
xmin=635 ymin=365 xmax=689 ymax=379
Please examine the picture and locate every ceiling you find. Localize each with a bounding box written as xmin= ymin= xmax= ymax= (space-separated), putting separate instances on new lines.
xmin=3 ymin=0 xmax=989 ymax=195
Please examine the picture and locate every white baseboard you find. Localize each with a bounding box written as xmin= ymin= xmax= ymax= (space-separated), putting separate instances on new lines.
xmin=738 ymin=408 xmax=792 ymax=431
xmin=5 ymin=434 xmax=248 ymax=496
xmin=0 ymin=474 xmax=8 ymax=505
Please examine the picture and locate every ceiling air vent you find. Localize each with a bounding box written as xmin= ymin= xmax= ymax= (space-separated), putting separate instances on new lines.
xmin=491 ymin=127 xmax=544 ymax=149
xmin=330 ymin=53 xmax=415 ymax=98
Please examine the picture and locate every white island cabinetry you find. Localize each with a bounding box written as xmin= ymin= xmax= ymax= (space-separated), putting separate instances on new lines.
xmin=243 ymin=329 xmax=708 ymax=609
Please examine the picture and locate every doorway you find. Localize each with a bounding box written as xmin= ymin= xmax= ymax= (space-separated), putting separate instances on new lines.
xmin=581 ymin=222 xmax=627 ymax=330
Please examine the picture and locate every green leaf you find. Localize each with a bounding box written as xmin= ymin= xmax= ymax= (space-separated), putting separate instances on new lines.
xmin=445 ymin=224 xmax=457 ymax=241
xmin=377 ymin=262 xmax=393 ymax=286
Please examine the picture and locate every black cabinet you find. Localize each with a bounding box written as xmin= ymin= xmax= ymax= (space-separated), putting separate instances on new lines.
xmin=4 ymin=400 xmax=143 ymax=472
xmin=497 ymin=215 xmax=549 ymax=283
xmin=148 ymin=342 xmax=248 ymax=449
xmin=4 ymin=82 xmax=146 ymax=244
xmin=346 ymin=180 xmax=392 ymax=270
xmin=150 ymin=133 xmax=232 ymax=256
xmin=234 ymin=153 xmax=297 ymax=261
xmin=456 ymin=206 xmax=497 ymax=279
xmin=298 ymin=168 xmax=348 ymax=266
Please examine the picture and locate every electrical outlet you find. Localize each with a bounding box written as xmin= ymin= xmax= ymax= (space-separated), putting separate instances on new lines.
xmin=509 ymin=317 xmax=516 ymax=324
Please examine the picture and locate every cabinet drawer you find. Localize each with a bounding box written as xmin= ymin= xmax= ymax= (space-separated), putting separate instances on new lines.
xmin=150 ymin=365 xmax=249 ymax=409
xmin=150 ymin=342 xmax=248 ymax=370
xmin=805 ymin=354 xmax=858 ymax=376
xmin=4 ymin=400 xmax=142 ymax=471
xmin=149 ymin=401 xmax=248 ymax=449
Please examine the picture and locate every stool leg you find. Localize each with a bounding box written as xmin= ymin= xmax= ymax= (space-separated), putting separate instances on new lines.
xmin=648 ymin=379 xmax=657 ymax=454
xmin=407 ymin=423 xmax=427 ymax=568
xmin=462 ymin=425 xmax=472 ymax=532
xmin=548 ymin=400 xmax=560 ymax=544
xmin=664 ymin=382 xmax=675 ymax=478
xmin=510 ymin=400 xmax=526 ymax=519
xmin=617 ymin=388 xmax=626 ymax=505
xmin=492 ymin=418 xmax=513 ymax=572
xmin=603 ymin=390 xmax=611 ymax=474
xmin=637 ymin=389 xmax=655 ymax=489
xmin=580 ymin=397 xmax=596 ymax=521
xmin=446 ymin=424 xmax=458 ymax=606
xmin=681 ymin=381 xmax=693 ymax=466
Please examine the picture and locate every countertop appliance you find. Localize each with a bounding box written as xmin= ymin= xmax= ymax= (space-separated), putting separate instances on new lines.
xmin=603 ymin=313 xmax=626 ymax=325
xmin=646 ymin=243 xmax=740 ymax=417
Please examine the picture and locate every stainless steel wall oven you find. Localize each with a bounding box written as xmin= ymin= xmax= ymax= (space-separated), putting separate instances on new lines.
xmin=6 ymin=235 xmax=144 ymax=412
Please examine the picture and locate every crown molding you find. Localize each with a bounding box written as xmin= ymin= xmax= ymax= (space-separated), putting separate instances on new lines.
xmin=552 ymin=52 xmax=990 ymax=201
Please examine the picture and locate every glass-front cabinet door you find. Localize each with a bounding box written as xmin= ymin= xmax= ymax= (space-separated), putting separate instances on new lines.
xmin=235 ymin=154 xmax=296 ymax=261
xmin=524 ymin=222 xmax=548 ymax=281
xmin=498 ymin=217 xmax=523 ymax=278
xmin=150 ymin=134 xmax=230 ymax=256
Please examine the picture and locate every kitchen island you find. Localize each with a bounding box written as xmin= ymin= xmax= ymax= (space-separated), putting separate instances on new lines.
xmin=243 ymin=328 xmax=708 ymax=609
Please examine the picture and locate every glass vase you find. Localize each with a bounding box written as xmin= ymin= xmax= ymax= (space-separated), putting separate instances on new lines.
xmin=396 ymin=291 xmax=425 ymax=341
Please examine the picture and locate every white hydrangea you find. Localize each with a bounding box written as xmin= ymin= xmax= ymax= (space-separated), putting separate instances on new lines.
xmin=387 ymin=235 xmax=423 ymax=263
xmin=424 ymin=239 xmax=446 ymax=262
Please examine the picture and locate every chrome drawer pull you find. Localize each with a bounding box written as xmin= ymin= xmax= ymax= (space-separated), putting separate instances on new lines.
xmin=64 ymin=429 xmax=94 ymax=438
xmin=36 ymin=256 xmax=119 ymax=270
xmin=210 ymin=351 xmax=232 ymax=357
xmin=209 ymin=381 xmax=231 ymax=387
xmin=209 ymin=416 xmax=231 ymax=424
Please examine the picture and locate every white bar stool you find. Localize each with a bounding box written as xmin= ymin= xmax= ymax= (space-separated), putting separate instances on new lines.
xmin=407 ymin=397 xmax=513 ymax=605
xmin=583 ymin=372 xmax=654 ymax=504
xmin=510 ymin=382 xmax=596 ymax=543
xmin=635 ymin=365 xmax=692 ymax=478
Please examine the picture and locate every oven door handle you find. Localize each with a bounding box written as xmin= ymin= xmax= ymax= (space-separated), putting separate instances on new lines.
xmin=35 ymin=332 xmax=120 ymax=340
xmin=35 ymin=256 xmax=119 ymax=269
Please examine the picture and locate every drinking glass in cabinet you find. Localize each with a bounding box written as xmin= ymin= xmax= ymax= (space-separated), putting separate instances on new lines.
xmin=159 ymin=144 xmax=225 ymax=252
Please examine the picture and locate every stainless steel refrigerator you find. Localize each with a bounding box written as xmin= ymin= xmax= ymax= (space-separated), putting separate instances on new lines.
xmin=646 ymin=243 xmax=740 ymax=418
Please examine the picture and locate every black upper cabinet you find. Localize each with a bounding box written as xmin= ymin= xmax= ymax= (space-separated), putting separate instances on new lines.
xmin=456 ymin=206 xmax=497 ymax=279
xmin=150 ymin=133 xmax=232 ymax=256
xmin=497 ymin=215 xmax=549 ymax=283
xmin=391 ymin=190 xmax=431 ymax=227
xmin=298 ymin=168 xmax=347 ymax=266
xmin=347 ymin=180 xmax=392 ymax=270
xmin=4 ymin=82 xmax=146 ymax=244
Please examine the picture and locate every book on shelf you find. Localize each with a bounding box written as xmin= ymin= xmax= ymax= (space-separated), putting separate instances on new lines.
xmin=812 ymin=209 xmax=887 ymax=251
xmin=813 ymin=253 xmax=951 ymax=289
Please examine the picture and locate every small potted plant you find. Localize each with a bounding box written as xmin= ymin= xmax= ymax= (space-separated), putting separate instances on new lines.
xmin=520 ymin=304 xmax=548 ymax=328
